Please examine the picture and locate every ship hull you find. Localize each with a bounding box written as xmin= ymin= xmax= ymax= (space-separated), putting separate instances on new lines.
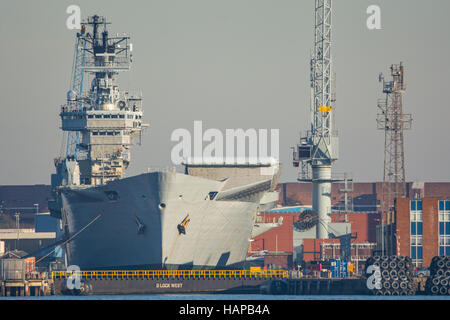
xmin=60 ymin=171 xmax=258 ymax=270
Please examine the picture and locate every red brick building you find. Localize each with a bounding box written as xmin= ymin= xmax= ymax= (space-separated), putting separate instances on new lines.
xmin=251 ymin=181 xmax=450 ymax=270
xmin=249 ymin=209 xmax=379 ymax=271
xmin=277 ymin=182 xmax=450 ymax=211
xmin=394 ymin=198 xmax=450 ymax=267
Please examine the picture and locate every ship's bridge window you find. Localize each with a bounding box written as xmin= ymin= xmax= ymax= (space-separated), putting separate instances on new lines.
xmin=92 ymin=132 xmax=98 ymax=136
xmin=88 ymin=115 xmax=94 ymax=119
xmin=95 ymin=115 xmax=102 ymax=119
xmin=103 ymin=115 xmax=111 ymax=119
xmin=107 ymin=132 xmax=114 ymax=136
xmin=119 ymin=115 xmax=125 ymax=119
xmin=111 ymin=115 xmax=118 ymax=119
xmin=99 ymin=132 xmax=106 ymax=136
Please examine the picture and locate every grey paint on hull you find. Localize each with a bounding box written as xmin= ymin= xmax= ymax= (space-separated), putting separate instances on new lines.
xmin=61 ymin=171 xmax=260 ymax=269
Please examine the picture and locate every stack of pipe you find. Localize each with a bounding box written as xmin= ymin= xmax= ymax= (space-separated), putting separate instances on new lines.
xmin=425 ymin=256 xmax=450 ymax=295
xmin=365 ymin=255 xmax=415 ymax=296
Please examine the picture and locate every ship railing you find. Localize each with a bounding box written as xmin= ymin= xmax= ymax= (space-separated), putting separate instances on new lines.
xmin=82 ymin=57 xmax=131 ymax=71
xmin=300 ymin=129 xmax=339 ymax=139
xmin=146 ymin=167 xmax=177 ymax=173
xmin=124 ymin=91 xmax=143 ymax=100
xmin=51 ymin=269 xmax=289 ymax=280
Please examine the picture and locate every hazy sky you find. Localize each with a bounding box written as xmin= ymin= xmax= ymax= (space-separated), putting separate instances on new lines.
xmin=0 ymin=0 xmax=449 ymax=185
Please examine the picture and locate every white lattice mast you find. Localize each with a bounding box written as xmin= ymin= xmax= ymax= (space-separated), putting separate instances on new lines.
xmin=293 ymin=0 xmax=339 ymax=239
xmin=65 ymin=29 xmax=88 ymax=159
xmin=377 ymin=62 xmax=412 ymax=254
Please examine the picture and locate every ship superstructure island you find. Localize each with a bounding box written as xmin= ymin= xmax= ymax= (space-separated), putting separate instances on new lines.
xmin=55 ymin=15 xmax=146 ymax=186
xmin=48 ymin=15 xmax=281 ymax=270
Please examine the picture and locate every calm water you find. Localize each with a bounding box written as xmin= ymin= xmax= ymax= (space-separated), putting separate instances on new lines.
xmin=1 ymin=294 xmax=450 ymax=300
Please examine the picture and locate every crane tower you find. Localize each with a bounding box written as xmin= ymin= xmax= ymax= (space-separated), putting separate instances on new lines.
xmin=292 ymin=0 xmax=339 ymax=239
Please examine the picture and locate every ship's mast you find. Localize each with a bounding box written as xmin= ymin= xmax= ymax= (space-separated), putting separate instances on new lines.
xmin=292 ymin=0 xmax=339 ymax=239
xmin=54 ymin=15 xmax=148 ymax=187
xmin=64 ymin=24 xmax=88 ymax=159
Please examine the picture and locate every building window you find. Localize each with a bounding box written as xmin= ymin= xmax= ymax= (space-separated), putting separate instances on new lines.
xmin=410 ymin=246 xmax=423 ymax=259
xmin=438 ymin=201 xmax=450 ymax=256
xmin=439 ymin=236 xmax=446 ymax=246
xmin=410 ymin=200 xmax=423 ymax=211
xmin=411 ymin=246 xmax=423 ymax=260
xmin=440 ymin=222 xmax=450 ymax=235
xmin=410 ymin=222 xmax=422 ymax=235
xmin=410 ymin=200 xmax=423 ymax=212
xmin=411 ymin=235 xmax=423 ymax=246
xmin=410 ymin=201 xmax=424 ymax=266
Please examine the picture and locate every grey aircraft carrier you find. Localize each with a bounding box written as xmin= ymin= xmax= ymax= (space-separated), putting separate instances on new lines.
xmin=48 ymin=15 xmax=281 ymax=270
